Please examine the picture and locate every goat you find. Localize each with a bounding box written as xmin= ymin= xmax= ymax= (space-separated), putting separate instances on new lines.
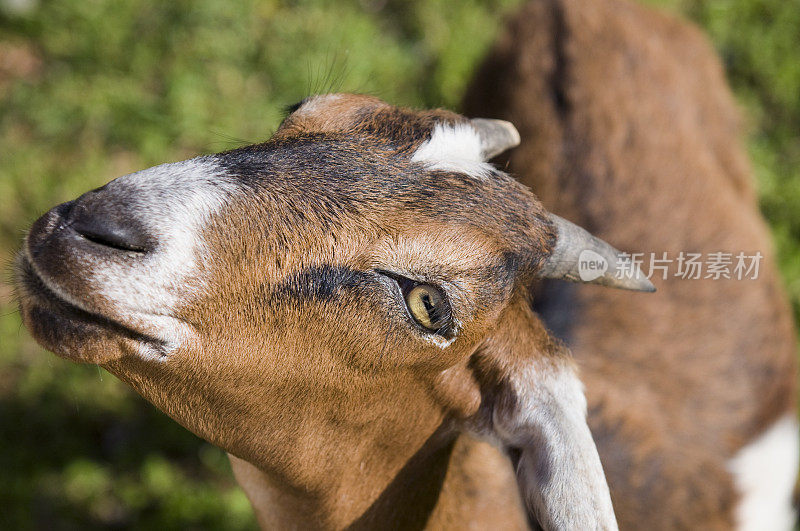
xmin=463 ymin=0 xmax=798 ymax=529
xmin=15 ymin=92 xmax=658 ymax=529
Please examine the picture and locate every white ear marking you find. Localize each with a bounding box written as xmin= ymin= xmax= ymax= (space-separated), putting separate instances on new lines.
xmin=411 ymin=123 xmax=495 ymax=178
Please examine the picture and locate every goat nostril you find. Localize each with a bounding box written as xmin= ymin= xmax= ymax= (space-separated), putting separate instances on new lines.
xmin=72 ymin=217 xmax=150 ymax=253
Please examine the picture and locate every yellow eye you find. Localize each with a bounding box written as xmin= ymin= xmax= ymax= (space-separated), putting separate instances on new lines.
xmin=405 ymin=284 xmax=449 ymax=331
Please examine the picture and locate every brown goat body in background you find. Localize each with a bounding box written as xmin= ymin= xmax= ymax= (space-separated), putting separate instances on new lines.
xmin=464 ymin=0 xmax=798 ymax=528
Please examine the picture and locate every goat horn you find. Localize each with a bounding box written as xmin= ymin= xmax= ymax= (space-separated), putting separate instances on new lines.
xmin=470 ymin=118 xmax=521 ymax=160
xmin=539 ymin=215 xmax=656 ymax=292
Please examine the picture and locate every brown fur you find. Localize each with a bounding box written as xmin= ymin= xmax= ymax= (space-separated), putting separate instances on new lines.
xmin=17 ymin=91 xmax=611 ymax=528
xmin=463 ymin=0 xmax=798 ymax=528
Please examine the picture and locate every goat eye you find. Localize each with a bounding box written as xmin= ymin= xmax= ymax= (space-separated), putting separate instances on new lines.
xmin=405 ymin=284 xmax=448 ymax=331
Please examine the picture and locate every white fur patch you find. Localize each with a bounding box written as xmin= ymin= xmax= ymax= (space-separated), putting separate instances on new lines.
xmin=728 ymin=414 xmax=799 ymax=531
xmin=90 ymin=157 xmax=236 ymax=314
xmin=411 ymin=123 xmax=494 ymax=178
xmin=27 ymin=156 xmax=236 ymax=354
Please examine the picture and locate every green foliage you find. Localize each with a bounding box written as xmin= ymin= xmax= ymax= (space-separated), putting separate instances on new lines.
xmin=643 ymin=0 xmax=800 ymax=318
xmin=0 ymin=0 xmax=798 ymax=528
xmin=688 ymin=0 xmax=800 ymax=319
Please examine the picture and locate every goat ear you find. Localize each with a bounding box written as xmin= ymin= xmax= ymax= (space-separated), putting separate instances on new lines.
xmin=466 ymin=298 xmax=618 ymax=530
xmin=470 ymin=118 xmax=521 ymax=160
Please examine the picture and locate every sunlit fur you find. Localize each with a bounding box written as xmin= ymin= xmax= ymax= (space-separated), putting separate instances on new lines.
xmin=16 ymin=93 xmax=623 ymax=529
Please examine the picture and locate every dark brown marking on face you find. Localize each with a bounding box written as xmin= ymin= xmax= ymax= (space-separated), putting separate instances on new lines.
xmin=270 ymin=265 xmax=371 ymax=303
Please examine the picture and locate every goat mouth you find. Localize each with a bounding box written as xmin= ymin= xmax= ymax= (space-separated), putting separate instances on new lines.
xmin=15 ymin=253 xmax=165 ymax=363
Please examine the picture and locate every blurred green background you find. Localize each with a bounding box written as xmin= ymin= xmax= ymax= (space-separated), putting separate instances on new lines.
xmin=0 ymin=0 xmax=798 ymax=528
